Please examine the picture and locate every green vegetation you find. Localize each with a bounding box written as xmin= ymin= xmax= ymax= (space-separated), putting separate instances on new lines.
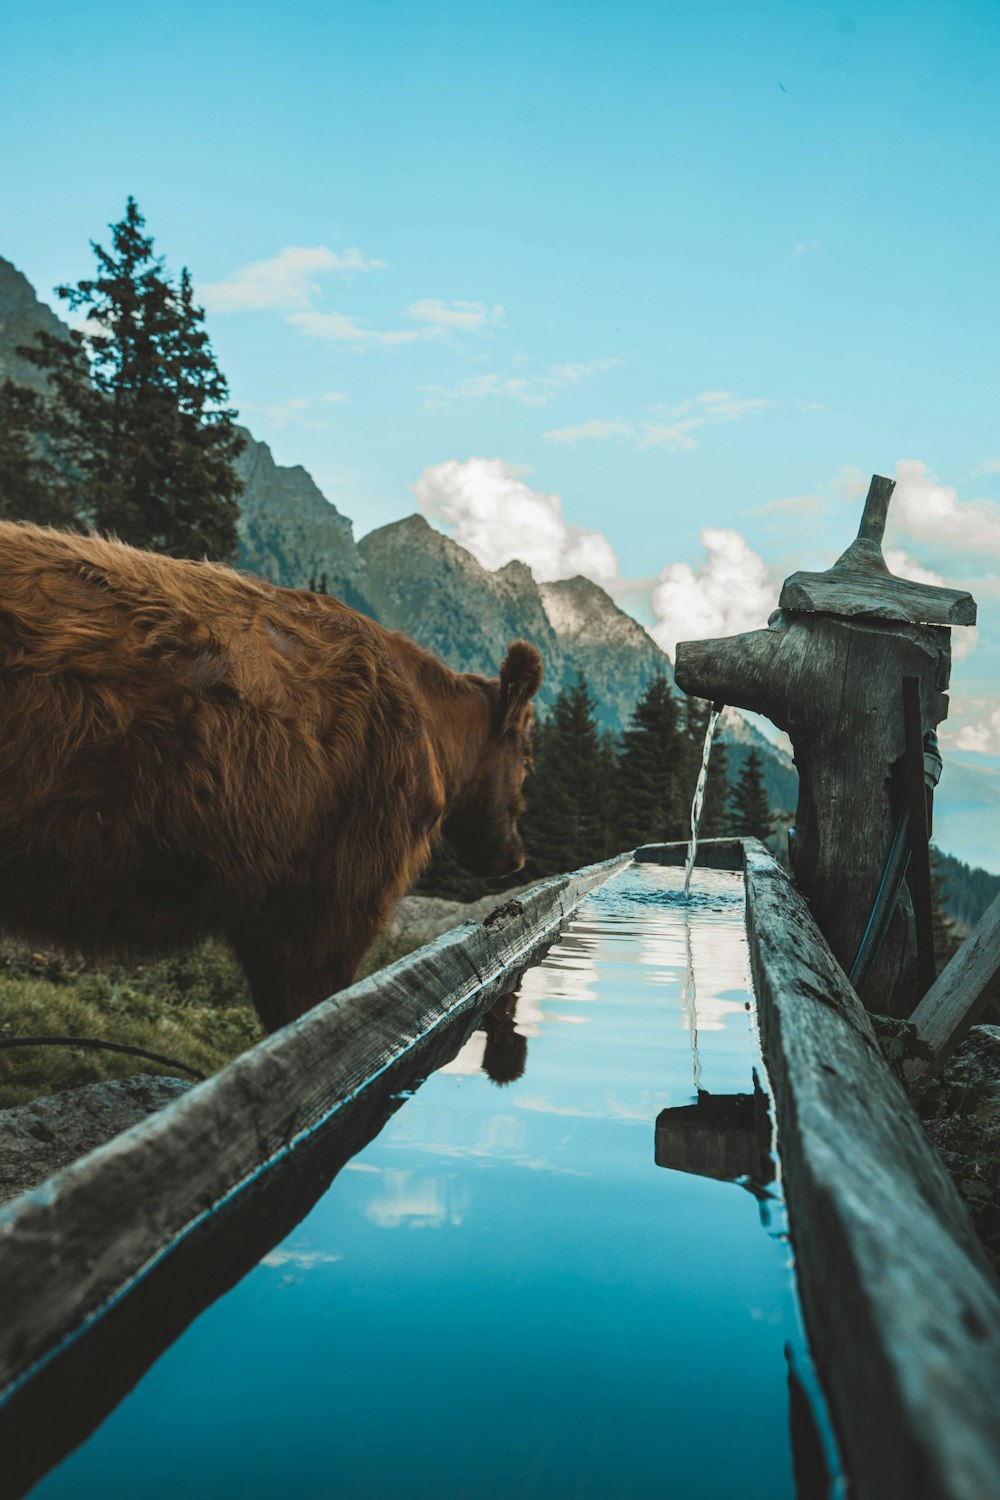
xmin=0 ymin=939 xmax=261 ymax=1107
xmin=13 ymin=197 xmax=244 ymax=560
xmin=730 ymin=749 xmax=774 ymax=841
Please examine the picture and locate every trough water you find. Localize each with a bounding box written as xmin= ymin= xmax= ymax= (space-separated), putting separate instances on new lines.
xmin=31 ymin=862 xmax=835 ymax=1500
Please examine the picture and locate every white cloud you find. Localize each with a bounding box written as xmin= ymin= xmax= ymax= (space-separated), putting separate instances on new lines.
xmin=201 ymin=245 xmax=385 ymax=313
xmin=890 ymin=460 xmax=1000 ymax=555
xmin=756 ymin=494 xmax=826 ymax=517
xmin=242 ymin=392 xmax=348 ymax=431
xmin=544 ymin=390 xmax=771 ymax=452
xmin=831 ymin=464 xmax=869 ymax=503
xmin=412 ymin=457 xmax=620 ymax=584
xmin=638 ymin=417 xmax=705 ymax=452
xmin=424 ymin=357 xmax=622 ymax=410
xmin=289 ymin=310 xmax=420 ymax=347
xmin=793 ymin=239 xmax=819 ymax=256
xmin=649 ymin=529 xmax=778 ymax=660
xmin=546 ymin=358 xmax=623 ymax=384
xmin=972 ymin=458 xmax=1000 ymax=478
xmin=407 ymin=298 xmax=506 ymax=333
xmin=948 ymin=706 xmax=1000 ymax=754
xmin=545 ymin=418 xmax=634 ymax=445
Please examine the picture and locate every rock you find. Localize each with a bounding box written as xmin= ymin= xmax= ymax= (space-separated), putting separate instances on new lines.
xmin=0 ymin=256 xmax=75 ymax=394
xmin=0 ymin=1074 xmax=192 ymax=1205
xmin=910 ymin=1025 xmax=1000 ymax=1271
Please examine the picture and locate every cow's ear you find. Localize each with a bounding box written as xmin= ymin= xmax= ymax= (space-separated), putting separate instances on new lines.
xmin=499 ymin=640 xmax=543 ymax=731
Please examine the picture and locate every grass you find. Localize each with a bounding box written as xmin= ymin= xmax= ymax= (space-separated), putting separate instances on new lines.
xmin=0 ymin=938 xmax=263 ymax=1108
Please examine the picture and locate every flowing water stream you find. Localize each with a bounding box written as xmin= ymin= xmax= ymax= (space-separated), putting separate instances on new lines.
xmin=31 ymin=861 xmax=837 ymax=1500
xmin=683 ymin=704 xmax=723 ymax=897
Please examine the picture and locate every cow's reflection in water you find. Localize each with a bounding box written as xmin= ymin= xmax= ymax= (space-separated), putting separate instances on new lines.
xmin=480 ymin=992 xmax=528 ymax=1086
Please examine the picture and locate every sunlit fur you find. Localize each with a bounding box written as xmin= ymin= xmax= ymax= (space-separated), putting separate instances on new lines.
xmin=0 ymin=522 xmax=543 ymax=1032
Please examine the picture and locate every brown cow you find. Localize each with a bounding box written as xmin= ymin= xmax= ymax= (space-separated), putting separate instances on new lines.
xmin=0 ymin=521 xmax=542 ymax=1032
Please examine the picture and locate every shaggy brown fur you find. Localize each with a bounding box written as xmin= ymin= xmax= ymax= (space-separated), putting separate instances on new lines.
xmin=0 ymin=522 xmax=542 ymax=1031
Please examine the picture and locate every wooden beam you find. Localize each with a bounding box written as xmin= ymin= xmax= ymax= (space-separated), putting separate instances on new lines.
xmin=741 ymin=837 xmax=1000 ymax=1500
xmin=0 ymin=853 xmax=630 ymax=1411
xmin=903 ymin=674 xmax=937 ymax=997
xmin=907 ymin=892 xmax=1000 ymax=1076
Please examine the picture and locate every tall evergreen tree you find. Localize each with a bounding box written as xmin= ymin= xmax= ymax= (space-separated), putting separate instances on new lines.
xmin=613 ymin=675 xmax=687 ymax=849
xmin=520 ymin=676 xmax=613 ymax=875
xmin=683 ymin=697 xmax=730 ymax=838
xmin=730 ymin=748 xmax=773 ymax=841
xmin=0 ymin=380 xmax=77 ymax=527
xmin=18 ymin=198 xmax=244 ymax=559
xmin=929 ymin=846 xmax=960 ymax=970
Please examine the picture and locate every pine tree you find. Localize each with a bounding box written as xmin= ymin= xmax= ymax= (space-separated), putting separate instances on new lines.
xmin=18 ymin=198 xmax=244 ymax=559
xmin=520 ymin=676 xmax=613 ymax=875
xmin=0 ymin=380 xmax=77 ymax=527
xmin=730 ymin=748 xmax=773 ymax=841
xmin=613 ymin=675 xmax=687 ymax=849
xmin=929 ymin=846 xmax=960 ymax=970
xmin=682 ymin=697 xmax=730 ymax=839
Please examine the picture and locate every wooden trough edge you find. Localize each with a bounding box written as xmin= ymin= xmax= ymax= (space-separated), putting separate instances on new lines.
xmin=0 ymin=852 xmax=631 ymax=1404
xmin=641 ymin=837 xmax=1000 ymax=1500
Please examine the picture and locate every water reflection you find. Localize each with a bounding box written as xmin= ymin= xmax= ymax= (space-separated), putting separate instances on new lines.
xmin=654 ymin=1081 xmax=776 ymax=1194
xmin=26 ymin=861 xmax=835 ymax=1500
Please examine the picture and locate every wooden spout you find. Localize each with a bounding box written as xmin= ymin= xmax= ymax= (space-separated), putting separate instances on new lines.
xmin=675 ymin=621 xmax=787 ymax=724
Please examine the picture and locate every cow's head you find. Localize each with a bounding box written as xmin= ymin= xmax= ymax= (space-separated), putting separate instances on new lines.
xmin=443 ymin=640 xmax=543 ymax=878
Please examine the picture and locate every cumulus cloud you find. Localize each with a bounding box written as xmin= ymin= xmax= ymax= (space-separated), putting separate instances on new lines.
xmin=412 ymin=457 xmax=620 ymax=584
xmin=890 ymin=460 xmax=1000 ymax=555
xmin=948 ymin=705 xmax=1000 ymax=754
xmin=201 ymin=245 xmax=385 ymax=313
xmin=649 ymin=530 xmax=778 ymax=660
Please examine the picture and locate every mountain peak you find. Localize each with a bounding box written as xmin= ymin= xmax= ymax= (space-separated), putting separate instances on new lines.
xmin=0 ymin=256 xmax=73 ymax=393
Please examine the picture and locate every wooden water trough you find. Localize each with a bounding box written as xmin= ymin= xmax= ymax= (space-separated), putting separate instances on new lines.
xmin=2 ymin=841 xmax=1000 ymax=1500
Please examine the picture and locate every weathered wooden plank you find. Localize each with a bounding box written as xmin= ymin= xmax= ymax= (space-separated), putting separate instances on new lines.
xmin=907 ymin=892 xmax=1000 ymax=1075
xmin=779 ymin=568 xmax=977 ymax=626
xmin=741 ymin=836 xmax=1000 ymax=1500
xmin=0 ymin=853 xmax=629 ymax=1404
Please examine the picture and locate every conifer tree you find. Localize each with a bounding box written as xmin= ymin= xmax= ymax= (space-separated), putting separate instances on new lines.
xmin=0 ymin=380 xmax=77 ymax=527
xmin=683 ymin=697 xmax=730 ymax=838
xmin=730 ymin=749 xmax=773 ymax=841
xmin=929 ymin=846 xmax=959 ymax=970
xmin=520 ymin=676 xmax=612 ymax=875
xmin=613 ymin=675 xmax=687 ymax=849
xmin=18 ymin=198 xmax=244 ymax=559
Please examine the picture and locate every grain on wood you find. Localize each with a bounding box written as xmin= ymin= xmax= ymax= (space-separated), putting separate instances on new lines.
xmin=907 ymin=891 xmax=1000 ymax=1075
xmin=741 ymin=837 xmax=1000 ymax=1500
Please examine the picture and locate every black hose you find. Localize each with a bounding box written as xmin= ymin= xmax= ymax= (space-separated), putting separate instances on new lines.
xmin=0 ymin=1035 xmax=206 ymax=1081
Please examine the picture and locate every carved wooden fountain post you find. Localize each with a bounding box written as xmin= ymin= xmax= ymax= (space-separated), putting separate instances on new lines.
xmin=675 ymin=475 xmax=977 ymax=1018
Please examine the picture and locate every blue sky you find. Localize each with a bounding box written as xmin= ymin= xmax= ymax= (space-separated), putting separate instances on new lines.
xmin=4 ymin=0 xmax=1000 ymax=750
